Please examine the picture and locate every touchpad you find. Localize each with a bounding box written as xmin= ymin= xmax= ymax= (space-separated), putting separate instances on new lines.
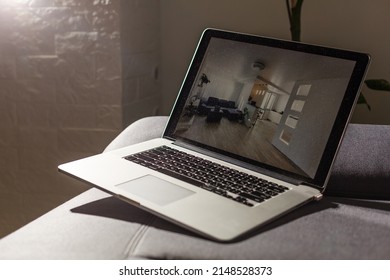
xmin=116 ymin=175 xmax=195 ymax=206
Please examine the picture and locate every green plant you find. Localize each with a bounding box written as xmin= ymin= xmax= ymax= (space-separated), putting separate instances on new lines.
xmin=198 ymin=73 xmax=211 ymax=87
xmin=360 ymin=79 xmax=390 ymax=110
xmin=285 ymin=0 xmax=390 ymax=111
xmin=285 ymin=0 xmax=304 ymax=42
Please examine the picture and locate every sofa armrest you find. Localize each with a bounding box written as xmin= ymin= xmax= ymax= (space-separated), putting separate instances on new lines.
xmin=326 ymin=124 xmax=390 ymax=199
xmin=104 ymin=116 xmax=168 ymax=152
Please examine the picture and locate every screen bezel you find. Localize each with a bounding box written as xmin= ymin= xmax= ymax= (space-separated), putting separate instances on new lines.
xmin=163 ymin=28 xmax=370 ymax=189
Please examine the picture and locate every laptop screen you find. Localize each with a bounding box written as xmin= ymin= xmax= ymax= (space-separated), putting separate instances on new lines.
xmin=165 ymin=29 xmax=369 ymax=186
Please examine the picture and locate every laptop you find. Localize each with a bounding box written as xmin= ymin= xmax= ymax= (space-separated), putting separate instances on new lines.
xmin=59 ymin=29 xmax=370 ymax=241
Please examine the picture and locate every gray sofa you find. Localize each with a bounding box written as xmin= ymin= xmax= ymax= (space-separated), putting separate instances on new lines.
xmin=0 ymin=116 xmax=389 ymax=259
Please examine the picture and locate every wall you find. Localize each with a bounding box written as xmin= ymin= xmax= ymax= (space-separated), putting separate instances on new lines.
xmin=272 ymin=78 xmax=350 ymax=178
xmin=120 ymin=0 xmax=161 ymax=126
xmin=0 ymin=0 xmax=160 ymax=238
xmin=160 ymin=0 xmax=289 ymax=116
xmin=160 ymin=0 xmax=390 ymax=124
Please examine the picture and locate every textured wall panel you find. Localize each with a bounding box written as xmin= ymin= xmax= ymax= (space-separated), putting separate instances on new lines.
xmin=0 ymin=0 xmax=161 ymax=238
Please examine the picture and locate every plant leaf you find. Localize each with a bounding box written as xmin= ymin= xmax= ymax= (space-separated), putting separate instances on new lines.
xmin=364 ymin=79 xmax=390 ymax=91
xmin=357 ymin=93 xmax=371 ymax=111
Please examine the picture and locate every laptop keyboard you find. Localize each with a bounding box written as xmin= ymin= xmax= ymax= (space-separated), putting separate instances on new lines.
xmin=124 ymin=146 xmax=289 ymax=207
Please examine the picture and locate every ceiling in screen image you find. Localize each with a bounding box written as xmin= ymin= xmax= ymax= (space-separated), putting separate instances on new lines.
xmin=202 ymin=38 xmax=355 ymax=94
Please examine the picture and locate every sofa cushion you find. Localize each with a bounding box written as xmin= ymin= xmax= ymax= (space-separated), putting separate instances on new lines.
xmin=206 ymin=97 xmax=219 ymax=106
xmin=217 ymin=99 xmax=229 ymax=108
xmin=227 ymin=100 xmax=236 ymax=108
xmin=1 ymin=187 xmax=389 ymax=259
xmin=134 ymin=196 xmax=390 ymax=259
xmin=326 ymin=124 xmax=390 ymax=199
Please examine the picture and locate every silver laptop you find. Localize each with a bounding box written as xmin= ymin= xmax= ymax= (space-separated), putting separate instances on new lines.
xmin=59 ymin=29 xmax=369 ymax=241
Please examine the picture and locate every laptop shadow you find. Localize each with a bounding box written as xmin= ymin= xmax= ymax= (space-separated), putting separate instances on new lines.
xmin=70 ymin=195 xmax=200 ymax=238
xmin=70 ymin=195 xmax=347 ymax=243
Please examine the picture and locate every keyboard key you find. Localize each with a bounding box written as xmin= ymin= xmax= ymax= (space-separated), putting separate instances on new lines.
xmin=158 ymin=168 xmax=204 ymax=188
xmin=124 ymin=146 xmax=289 ymax=207
xmin=239 ymin=192 xmax=265 ymax=203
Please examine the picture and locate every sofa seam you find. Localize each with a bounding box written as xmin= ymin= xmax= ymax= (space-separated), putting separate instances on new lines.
xmin=124 ymin=215 xmax=156 ymax=258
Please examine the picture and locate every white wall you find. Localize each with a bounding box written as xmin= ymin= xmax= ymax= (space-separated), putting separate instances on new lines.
xmin=202 ymin=77 xmax=243 ymax=102
xmin=237 ymin=82 xmax=254 ymax=111
xmin=160 ymin=0 xmax=390 ymax=124
xmin=273 ymin=94 xmax=289 ymax=113
xmin=273 ymin=78 xmax=350 ymax=178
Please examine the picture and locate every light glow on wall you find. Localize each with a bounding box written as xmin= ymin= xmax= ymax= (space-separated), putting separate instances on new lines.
xmin=0 ymin=0 xmax=29 ymax=6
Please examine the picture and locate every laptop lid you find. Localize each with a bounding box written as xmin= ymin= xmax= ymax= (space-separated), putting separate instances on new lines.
xmin=163 ymin=29 xmax=370 ymax=190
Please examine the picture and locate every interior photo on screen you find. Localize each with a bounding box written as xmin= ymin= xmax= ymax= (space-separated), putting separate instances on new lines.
xmin=174 ymin=38 xmax=356 ymax=178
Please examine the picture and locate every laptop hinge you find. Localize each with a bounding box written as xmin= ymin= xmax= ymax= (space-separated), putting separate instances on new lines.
xmin=301 ymin=181 xmax=324 ymax=192
xmin=313 ymin=193 xmax=324 ymax=201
